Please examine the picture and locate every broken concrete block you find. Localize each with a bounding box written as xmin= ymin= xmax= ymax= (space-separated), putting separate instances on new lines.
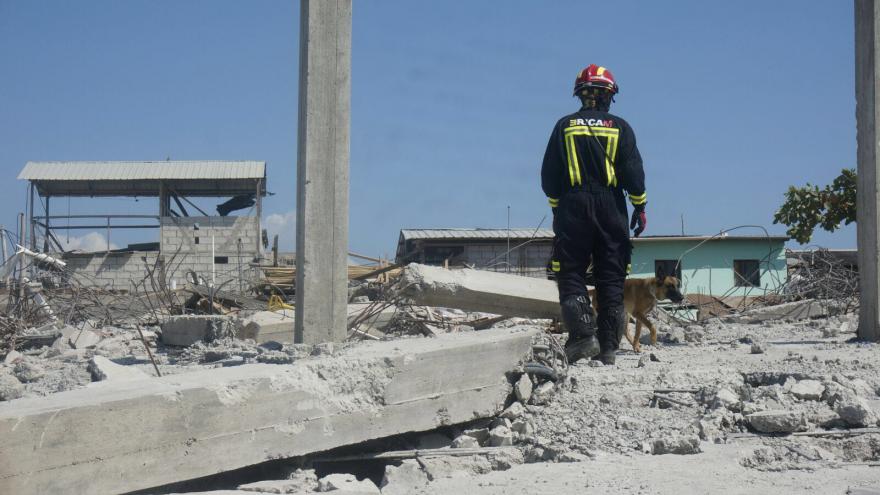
xmin=650 ymin=435 xmax=701 ymax=455
xmin=237 ymin=310 xmax=294 ymax=343
xmin=511 ymin=418 xmax=533 ymax=436
xmin=87 ymin=356 xmax=149 ymax=382
xmin=12 ymin=360 xmax=44 ymax=383
xmin=451 ymin=434 xmax=480 ymax=448
xmin=238 ymin=478 xmax=308 ymax=493
xmin=400 ymin=263 xmax=561 ymax=319
xmin=160 ymin=315 xmax=238 ymax=346
xmin=531 ymin=382 xmax=555 ymax=405
xmin=0 ymin=327 xmax=536 ymax=494
xmin=380 ymin=459 xmax=428 ymax=495
xmin=489 ymin=425 xmax=513 ymax=446
xmin=742 ymin=299 xmax=828 ymax=323
xmin=0 ymin=372 xmax=24 ymax=401
xmin=835 ymin=394 xmax=879 ymax=427
xmin=462 ymin=427 xmax=490 ymax=444
xmin=419 ymin=455 xmax=492 ymax=479
xmin=712 ymin=388 xmax=741 ymax=411
xmin=3 ymin=350 xmax=22 ymax=365
xmin=557 ymin=451 xmax=590 ymax=462
xmin=499 ymin=401 xmax=525 ymax=420
xmin=69 ymin=329 xmax=102 ymax=349
xmin=790 ymin=380 xmax=825 ymax=401
xmin=746 ymin=410 xmax=807 ymax=433
xmin=316 ymin=473 xmax=379 ymax=494
xmin=514 ymin=374 xmax=532 ymax=403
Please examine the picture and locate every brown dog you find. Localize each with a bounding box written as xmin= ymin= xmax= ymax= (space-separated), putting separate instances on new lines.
xmin=591 ymin=275 xmax=684 ymax=353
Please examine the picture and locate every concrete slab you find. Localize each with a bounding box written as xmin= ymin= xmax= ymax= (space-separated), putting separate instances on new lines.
xmin=239 ymin=310 xmax=295 ymax=343
xmin=400 ymin=264 xmax=560 ymax=319
xmin=160 ymin=315 xmax=239 ymax=346
xmin=740 ymin=300 xmax=828 ymax=323
xmin=0 ymin=327 xmax=536 ymax=494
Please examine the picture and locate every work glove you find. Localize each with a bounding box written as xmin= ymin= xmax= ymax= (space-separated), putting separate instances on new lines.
xmin=630 ymin=206 xmax=647 ymax=237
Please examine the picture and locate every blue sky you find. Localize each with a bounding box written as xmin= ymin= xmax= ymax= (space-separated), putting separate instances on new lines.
xmin=0 ymin=1 xmax=856 ymax=256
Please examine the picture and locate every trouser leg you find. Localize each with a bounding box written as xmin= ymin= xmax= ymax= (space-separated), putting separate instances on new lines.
xmin=590 ymin=194 xmax=630 ymax=364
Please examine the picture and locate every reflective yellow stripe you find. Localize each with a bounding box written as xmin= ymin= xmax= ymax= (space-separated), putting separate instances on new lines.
xmin=563 ymin=126 xmax=620 ymax=187
xmin=548 ymin=197 xmax=559 ymax=207
xmin=626 ymin=263 xmax=632 ymax=274
xmin=551 ymin=261 xmax=561 ymax=272
xmin=629 ymin=192 xmax=647 ymax=205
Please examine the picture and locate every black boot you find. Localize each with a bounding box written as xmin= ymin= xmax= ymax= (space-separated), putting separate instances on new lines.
xmin=561 ymin=295 xmax=600 ymax=363
xmin=593 ymin=305 xmax=625 ymax=366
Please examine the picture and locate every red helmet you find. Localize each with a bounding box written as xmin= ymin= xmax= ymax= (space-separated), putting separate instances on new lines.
xmin=573 ymin=64 xmax=619 ymax=96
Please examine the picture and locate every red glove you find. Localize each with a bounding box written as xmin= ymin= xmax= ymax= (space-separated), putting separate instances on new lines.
xmin=630 ymin=208 xmax=647 ymax=237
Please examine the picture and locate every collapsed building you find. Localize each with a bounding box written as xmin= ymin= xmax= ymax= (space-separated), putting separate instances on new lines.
xmin=17 ymin=160 xmax=267 ymax=290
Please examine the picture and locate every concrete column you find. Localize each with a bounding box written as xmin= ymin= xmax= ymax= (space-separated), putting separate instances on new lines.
xmin=294 ymin=0 xmax=351 ymax=344
xmin=856 ymin=0 xmax=880 ymax=341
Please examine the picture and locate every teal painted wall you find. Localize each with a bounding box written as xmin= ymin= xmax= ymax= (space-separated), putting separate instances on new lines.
xmin=629 ymin=238 xmax=787 ymax=297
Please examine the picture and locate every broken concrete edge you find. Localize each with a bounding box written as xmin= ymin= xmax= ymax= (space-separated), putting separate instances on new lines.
xmin=400 ymin=263 xmax=561 ymax=319
xmin=0 ymin=327 xmax=538 ymax=495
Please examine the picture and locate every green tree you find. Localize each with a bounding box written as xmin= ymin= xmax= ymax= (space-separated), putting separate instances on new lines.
xmin=773 ymin=168 xmax=856 ymax=244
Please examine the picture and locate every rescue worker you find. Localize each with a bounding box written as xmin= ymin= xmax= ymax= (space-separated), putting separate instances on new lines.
xmin=541 ymin=64 xmax=647 ymax=365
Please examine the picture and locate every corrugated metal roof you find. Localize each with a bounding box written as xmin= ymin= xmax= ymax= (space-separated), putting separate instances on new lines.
xmin=18 ymin=161 xmax=265 ymax=181
xmin=400 ymin=228 xmax=555 ymax=240
xmin=400 ymin=229 xmax=788 ymax=242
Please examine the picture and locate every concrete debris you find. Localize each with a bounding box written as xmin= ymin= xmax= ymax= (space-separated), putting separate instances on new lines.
xmin=790 ymin=379 xmax=826 ymax=401
xmin=87 ymin=356 xmax=149 ymax=382
xmin=712 ymin=387 xmax=741 ymax=411
xmin=451 ymin=434 xmax=480 ymax=449
xmin=380 ymin=459 xmax=429 ymax=495
xmin=0 ymin=371 xmax=24 ymax=401
xmin=237 ymin=478 xmax=308 ymax=493
xmin=12 ymin=359 xmax=45 ymax=383
xmin=160 ymin=315 xmax=239 ymax=346
xmin=463 ymin=427 xmax=490 ymax=445
xmin=237 ymin=310 xmax=294 ymax=343
xmin=649 ymin=435 xmax=701 ymax=455
xmin=316 ymin=473 xmax=380 ymax=494
xmin=556 ymin=451 xmax=590 ymax=462
xmin=68 ymin=329 xmax=102 ymax=349
xmin=499 ymin=401 xmax=525 ymax=420
xmin=747 ymin=410 xmax=808 ymax=433
xmin=399 ymin=263 xmax=561 ymax=319
xmin=488 ymin=425 xmax=514 ymax=446
xmin=531 ymin=381 xmax=555 ymax=405
xmin=511 ymin=418 xmax=533 ymax=436
xmin=835 ymin=393 xmax=879 ymax=427
xmin=751 ymin=342 xmax=767 ymax=354
xmin=419 ymin=455 xmax=493 ymax=480
xmin=0 ymin=328 xmax=536 ymax=493
xmin=513 ymin=374 xmax=533 ymax=403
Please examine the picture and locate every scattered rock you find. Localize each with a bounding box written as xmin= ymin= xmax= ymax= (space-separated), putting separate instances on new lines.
xmin=0 ymin=371 xmax=24 ymax=401
xmin=13 ymin=359 xmax=45 ymax=383
xmin=451 ymin=434 xmax=479 ymax=449
xmin=462 ymin=427 xmax=490 ymax=444
xmin=238 ymin=478 xmax=307 ymax=493
xmin=499 ymin=401 xmax=525 ymax=420
xmin=557 ymin=451 xmax=591 ymax=462
xmin=616 ymin=416 xmax=646 ymax=431
xmin=316 ymin=473 xmax=380 ymax=494
xmin=713 ymin=387 xmax=741 ymax=411
xmin=637 ymin=354 xmax=649 ymax=368
xmin=419 ymin=455 xmax=492 ymax=479
xmin=587 ymin=360 xmax=603 ymax=367
xmin=514 ymin=374 xmax=533 ymax=403
xmin=380 ymin=459 xmax=428 ymax=495
xmin=835 ymin=393 xmax=879 ymax=427
xmin=750 ymin=342 xmax=766 ymax=354
xmin=511 ymin=418 xmax=533 ymax=436
xmin=68 ymin=329 xmax=103 ymax=349
xmin=649 ymin=435 xmax=701 ymax=455
xmin=488 ymin=425 xmax=513 ymax=446
xmin=746 ymin=410 xmax=807 ymax=433
xmin=3 ymin=350 xmax=23 ymax=365
xmin=684 ymin=325 xmax=705 ymax=343
xmin=531 ymin=382 xmax=555 ymax=405
xmin=87 ymin=356 xmax=150 ymax=382
xmin=790 ymin=380 xmax=825 ymax=401
xmin=649 ymin=353 xmax=660 ymax=362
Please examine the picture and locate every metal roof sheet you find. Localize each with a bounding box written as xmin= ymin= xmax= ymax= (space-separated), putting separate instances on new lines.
xmin=399 ymin=229 xmax=788 ymax=242
xmin=400 ymin=229 xmax=555 ymax=241
xmin=18 ymin=161 xmax=265 ymax=181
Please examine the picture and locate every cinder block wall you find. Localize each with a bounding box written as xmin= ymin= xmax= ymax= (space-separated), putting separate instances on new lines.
xmin=61 ymin=216 xmax=261 ymax=291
